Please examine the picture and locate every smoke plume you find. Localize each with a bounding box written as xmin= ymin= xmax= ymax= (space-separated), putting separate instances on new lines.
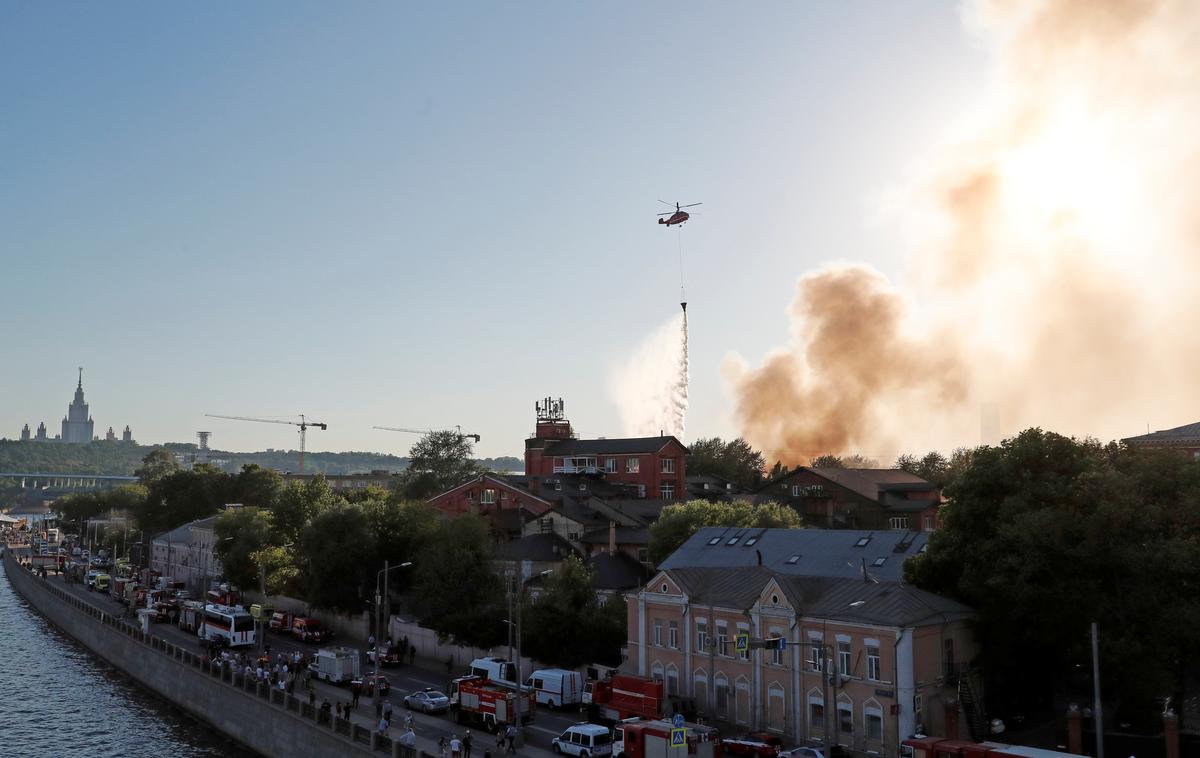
xmin=613 ymin=311 xmax=690 ymax=438
xmin=727 ymin=0 xmax=1200 ymax=465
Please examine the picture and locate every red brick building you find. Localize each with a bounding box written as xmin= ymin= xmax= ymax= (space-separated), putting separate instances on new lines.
xmin=758 ymin=468 xmax=941 ymax=531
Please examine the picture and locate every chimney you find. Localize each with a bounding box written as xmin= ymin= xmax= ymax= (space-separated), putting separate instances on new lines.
xmin=608 ymin=521 xmax=617 ymax=554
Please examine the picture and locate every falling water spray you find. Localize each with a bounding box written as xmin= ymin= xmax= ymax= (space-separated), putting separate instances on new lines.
xmin=613 ymin=308 xmax=690 ymax=438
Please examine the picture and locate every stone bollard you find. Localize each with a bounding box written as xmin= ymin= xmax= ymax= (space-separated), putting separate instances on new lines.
xmin=1066 ymin=704 xmax=1082 ymax=755
xmin=1164 ymin=708 xmax=1180 ymax=758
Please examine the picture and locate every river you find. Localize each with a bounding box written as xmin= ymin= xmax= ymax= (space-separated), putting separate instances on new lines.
xmin=0 ymin=563 xmax=257 ymax=758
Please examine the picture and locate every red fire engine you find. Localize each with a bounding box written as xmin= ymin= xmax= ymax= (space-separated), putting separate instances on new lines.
xmin=449 ymin=675 xmax=535 ymax=732
xmin=613 ymin=718 xmax=720 ymax=758
xmin=902 ymin=736 xmax=1082 ymax=758
xmin=588 ymin=675 xmax=698 ymax=724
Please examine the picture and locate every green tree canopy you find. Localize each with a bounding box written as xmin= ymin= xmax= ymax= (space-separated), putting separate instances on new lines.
xmin=398 ymin=430 xmax=485 ymax=500
xmin=214 ymin=507 xmax=277 ymax=591
xmin=135 ymin=448 xmax=179 ymax=484
xmin=272 ymin=475 xmax=339 ymax=545
xmin=904 ymin=429 xmax=1200 ymax=728
xmin=134 ymin=465 xmax=233 ymax=535
xmin=362 ymin=498 xmax=440 ymax=594
xmin=686 ymin=437 xmax=766 ymax=491
xmin=412 ymin=512 xmax=503 ymax=648
xmin=522 ymin=555 xmax=627 ymax=668
xmin=231 ymin=464 xmax=283 ymax=509
xmin=298 ymin=504 xmax=376 ymax=612
xmin=648 ymin=499 xmax=803 ymax=565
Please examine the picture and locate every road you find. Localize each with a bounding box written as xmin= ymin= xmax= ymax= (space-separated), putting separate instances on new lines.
xmin=47 ymin=570 xmax=580 ymax=755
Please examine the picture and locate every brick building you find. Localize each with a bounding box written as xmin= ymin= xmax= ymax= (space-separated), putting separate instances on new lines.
xmin=758 ymin=468 xmax=942 ymax=531
xmin=626 ymin=528 xmax=978 ymax=757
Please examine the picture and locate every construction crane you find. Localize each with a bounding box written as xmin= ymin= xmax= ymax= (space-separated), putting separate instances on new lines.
xmin=373 ymin=425 xmax=480 ymax=443
xmin=206 ymin=414 xmax=327 ymax=473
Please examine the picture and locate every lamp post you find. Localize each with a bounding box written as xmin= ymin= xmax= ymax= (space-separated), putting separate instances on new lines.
xmin=504 ymin=568 xmax=552 ymax=742
xmin=374 ymin=560 xmax=413 ymax=715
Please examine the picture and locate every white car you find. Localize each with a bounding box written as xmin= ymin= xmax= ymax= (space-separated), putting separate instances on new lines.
xmin=779 ymin=748 xmax=826 ymax=758
xmin=403 ymin=688 xmax=450 ymax=714
xmin=553 ymin=723 xmax=613 ymax=758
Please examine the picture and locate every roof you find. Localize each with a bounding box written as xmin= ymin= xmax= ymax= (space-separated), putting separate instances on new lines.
xmin=542 ymin=436 xmax=687 ymax=457
xmin=589 ymin=551 xmax=652 ymax=591
xmin=659 ymin=568 xmax=971 ymax=626
xmin=580 ymin=526 xmax=650 ymax=546
xmin=1123 ymin=421 xmax=1200 ymax=445
xmin=149 ymin=515 xmax=221 ymax=546
xmin=494 ymin=532 xmax=581 ymax=562
xmin=807 ymin=468 xmax=935 ymax=501
xmin=659 ymin=527 xmax=930 ymax=582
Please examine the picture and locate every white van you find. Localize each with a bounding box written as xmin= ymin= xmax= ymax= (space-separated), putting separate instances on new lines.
xmin=553 ymin=723 xmax=613 ymax=757
xmin=526 ymin=668 xmax=584 ymax=708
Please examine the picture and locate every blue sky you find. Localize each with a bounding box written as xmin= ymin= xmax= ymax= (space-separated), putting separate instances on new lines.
xmin=1 ymin=2 xmax=987 ymax=458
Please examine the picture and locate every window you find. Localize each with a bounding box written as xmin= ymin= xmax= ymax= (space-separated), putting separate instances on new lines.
xmin=715 ymin=677 xmax=730 ymax=717
xmin=661 ymin=458 xmax=675 ymax=474
xmin=637 ymin=548 xmax=649 ymax=563
xmin=660 ymin=483 xmax=675 ymax=500
xmin=839 ymin=704 xmax=854 ymax=734
xmin=810 ymin=701 xmax=825 ymax=729
xmin=717 ymin=621 xmax=729 ymax=656
xmin=668 ymin=621 xmax=679 ymax=649
xmin=707 ymin=536 xmax=722 ymax=546
xmin=653 ymin=620 xmax=663 ymax=647
xmin=871 ymin=556 xmax=887 ymax=567
xmin=637 ymin=485 xmax=646 ymax=498
xmin=838 ymin=641 xmax=851 ymax=676
xmin=791 ymin=485 xmax=800 ymax=496
xmin=745 ymin=537 xmax=758 ymax=546
xmin=809 ymin=646 xmax=823 ymax=672
xmin=889 ymin=516 xmax=909 ymax=530
xmin=866 ymin=711 xmax=883 ymax=740
xmin=481 ymin=489 xmax=497 ymax=504
xmin=696 ymin=620 xmax=709 ymax=651
xmin=769 ymin=630 xmax=784 ymax=666
xmin=854 ymin=536 xmax=871 ymax=547
xmin=867 ymin=644 xmax=881 ymax=681
xmin=666 ymin=666 xmax=679 ymax=696
xmin=500 ymin=490 xmax=509 ymax=500
xmin=923 ymin=515 xmax=934 ymax=531
xmin=605 ymin=458 xmax=617 ymax=473
xmin=785 ymin=554 xmax=800 ymax=565
xmin=726 ymin=537 xmax=739 ymax=546
xmin=626 ymin=458 xmax=640 ymax=473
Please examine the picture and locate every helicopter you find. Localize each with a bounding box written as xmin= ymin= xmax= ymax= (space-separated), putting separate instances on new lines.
xmin=657 ymin=200 xmax=701 ymax=227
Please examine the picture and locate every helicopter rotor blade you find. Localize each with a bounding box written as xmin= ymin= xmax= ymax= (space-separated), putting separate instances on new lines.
xmin=657 ymin=212 xmax=674 ymax=216
xmin=657 ymin=199 xmax=675 ymax=207
xmin=681 ymin=203 xmax=702 ymax=208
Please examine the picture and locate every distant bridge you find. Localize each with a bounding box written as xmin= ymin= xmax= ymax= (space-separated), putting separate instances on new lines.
xmin=0 ymin=472 xmax=139 ymax=492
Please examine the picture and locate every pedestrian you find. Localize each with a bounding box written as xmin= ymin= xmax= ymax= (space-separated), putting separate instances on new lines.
xmin=451 ymin=734 xmax=462 ymax=758
xmin=496 ymin=729 xmax=505 ymax=751
xmin=308 ymin=682 xmax=316 ymax=707
xmin=464 ymin=729 xmax=473 ymax=758
xmin=409 ymin=644 xmax=416 ymax=665
xmin=505 ymin=724 xmax=517 ymax=755
xmin=350 ymin=680 xmax=361 ymax=707
xmin=400 ymin=728 xmax=417 ymax=750
xmin=377 ymin=717 xmax=390 ymax=736
xmin=369 ymin=633 xmax=375 ymax=649
xmin=404 ymin=713 xmax=414 ymax=731
xmin=336 ymin=702 xmax=343 ymax=720
xmin=439 ymin=736 xmax=448 ymax=758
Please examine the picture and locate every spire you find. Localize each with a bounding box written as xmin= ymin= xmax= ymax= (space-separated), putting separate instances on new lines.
xmin=78 ymin=366 xmax=84 ymax=390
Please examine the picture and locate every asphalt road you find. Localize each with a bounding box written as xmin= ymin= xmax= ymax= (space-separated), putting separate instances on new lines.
xmin=48 ymin=571 xmax=582 ymax=755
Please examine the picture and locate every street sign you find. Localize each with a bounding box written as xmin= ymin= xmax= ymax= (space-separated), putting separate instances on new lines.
xmin=671 ymin=728 xmax=687 ymax=747
xmin=673 ymin=713 xmax=685 ymax=728
xmin=766 ymin=636 xmax=787 ymax=651
xmin=735 ymin=633 xmax=750 ymax=652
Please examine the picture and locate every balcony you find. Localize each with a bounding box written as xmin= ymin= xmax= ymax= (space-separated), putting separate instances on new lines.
xmin=553 ymin=464 xmax=600 ymax=474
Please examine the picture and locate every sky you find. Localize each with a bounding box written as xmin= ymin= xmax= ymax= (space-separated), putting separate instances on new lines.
xmin=1 ymin=2 xmax=991 ymax=459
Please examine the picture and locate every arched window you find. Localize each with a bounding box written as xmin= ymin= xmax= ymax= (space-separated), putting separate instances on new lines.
xmin=767 ymin=682 xmax=786 ymax=732
xmin=837 ymin=694 xmax=854 ymax=737
xmin=693 ymin=667 xmax=708 ymax=709
xmin=666 ymin=664 xmax=679 ymax=697
xmin=863 ymin=698 xmax=884 ymax=742
xmin=714 ymin=672 xmax=731 ymax=721
xmin=806 ymin=688 xmax=825 ymax=738
xmin=651 ymin=661 xmax=664 ymax=682
xmin=735 ymin=675 xmax=752 ymax=725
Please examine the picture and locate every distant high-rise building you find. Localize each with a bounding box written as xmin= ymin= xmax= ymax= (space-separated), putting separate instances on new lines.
xmin=105 ymin=426 xmax=117 ymax=442
xmin=61 ymin=369 xmax=95 ymax=444
xmin=122 ymin=425 xmax=133 ymax=443
xmin=35 ymin=422 xmax=48 ymax=441
xmin=20 ymin=424 xmax=30 ymax=442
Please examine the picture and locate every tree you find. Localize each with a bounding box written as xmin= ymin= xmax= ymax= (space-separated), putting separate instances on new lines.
xmin=522 ymin=555 xmax=626 ymax=668
xmin=232 ymin=464 xmax=283 ymax=509
xmin=904 ymin=429 xmax=1200 ymax=729
xmin=298 ymin=504 xmax=376 ymax=611
xmin=767 ymin=461 xmax=790 ymax=480
xmin=135 ymin=448 xmax=179 ymax=485
xmin=214 ymin=507 xmax=276 ymax=591
xmin=809 ymin=454 xmax=843 ymax=468
xmin=361 ymin=498 xmax=440 ymax=593
xmin=134 ymin=465 xmax=233 ymax=535
xmin=398 ymin=430 xmax=485 ymax=500
xmin=687 ymin=437 xmax=766 ymax=491
xmin=648 ymin=499 xmax=803 ymax=565
xmin=252 ymin=544 xmax=299 ymax=596
xmin=272 ymin=475 xmax=339 ymax=545
xmin=412 ymin=512 xmax=503 ymax=648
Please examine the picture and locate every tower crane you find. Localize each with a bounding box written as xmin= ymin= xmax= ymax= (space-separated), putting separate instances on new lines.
xmin=373 ymin=425 xmax=480 ymax=443
xmin=205 ymin=414 xmax=327 ymax=473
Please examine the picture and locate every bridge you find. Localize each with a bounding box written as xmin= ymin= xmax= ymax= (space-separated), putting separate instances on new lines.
xmin=0 ymin=472 xmax=139 ymax=492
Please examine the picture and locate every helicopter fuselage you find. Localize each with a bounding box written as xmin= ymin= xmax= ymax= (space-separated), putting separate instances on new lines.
xmin=659 ymin=211 xmax=689 ymax=226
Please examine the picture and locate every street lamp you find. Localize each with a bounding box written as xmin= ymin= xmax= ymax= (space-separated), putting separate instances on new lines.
xmin=373 ymin=560 xmax=413 ymax=715
xmin=504 ymin=567 xmax=552 ymax=742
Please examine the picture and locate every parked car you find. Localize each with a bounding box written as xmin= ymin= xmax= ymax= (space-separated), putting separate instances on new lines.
xmin=358 ymin=673 xmax=390 ymax=697
xmin=553 ymin=723 xmax=614 ymax=757
xmin=403 ymin=687 xmax=450 ymax=714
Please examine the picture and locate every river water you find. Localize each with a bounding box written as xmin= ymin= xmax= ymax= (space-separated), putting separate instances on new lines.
xmin=0 ymin=563 xmax=257 ymax=758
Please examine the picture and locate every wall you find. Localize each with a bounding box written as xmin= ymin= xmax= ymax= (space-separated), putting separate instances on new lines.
xmin=2 ymin=551 xmax=385 ymax=758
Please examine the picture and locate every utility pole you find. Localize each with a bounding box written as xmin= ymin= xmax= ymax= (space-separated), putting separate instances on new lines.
xmin=258 ymin=562 xmax=267 ymax=654
xmin=374 ymin=559 xmax=387 ymax=717
xmin=1092 ymin=622 xmax=1105 ymax=758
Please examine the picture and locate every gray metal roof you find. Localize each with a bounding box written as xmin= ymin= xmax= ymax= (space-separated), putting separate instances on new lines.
xmin=590 ymin=551 xmax=652 ymax=591
xmin=1123 ymin=421 xmax=1200 ymax=444
xmin=543 ymin=436 xmax=686 ymax=456
xmin=659 ymin=527 xmax=930 ymax=582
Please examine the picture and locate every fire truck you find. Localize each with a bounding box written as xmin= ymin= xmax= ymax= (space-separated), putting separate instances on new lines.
xmin=449 ymin=675 xmax=535 ymax=732
xmin=588 ymin=675 xmax=698 ymax=724
xmin=613 ymin=718 xmax=721 ymax=758
xmin=902 ymin=736 xmax=1083 ymax=758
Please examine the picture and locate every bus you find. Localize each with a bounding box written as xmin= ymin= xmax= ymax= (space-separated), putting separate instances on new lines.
xmin=200 ymin=603 xmax=256 ymax=647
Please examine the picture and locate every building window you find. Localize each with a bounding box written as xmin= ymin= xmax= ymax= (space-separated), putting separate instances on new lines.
xmin=637 ymin=548 xmax=649 ymax=563
xmin=715 ymin=677 xmax=730 ymax=718
xmin=660 ymin=483 xmax=675 ymax=500
xmin=661 ymin=458 xmax=675 ymax=474
xmin=809 ymin=646 xmax=823 ymax=672
xmin=839 ymin=704 xmax=854 ymax=734
xmin=866 ymin=711 xmax=883 ymax=740
xmin=889 ymin=516 xmax=909 ymax=530
xmin=810 ymin=701 xmax=825 ymax=729
xmin=867 ymin=645 xmax=881 ymax=681
xmin=653 ymin=620 xmax=663 ymax=647
xmin=500 ymin=490 xmax=509 ymax=500
xmin=605 ymin=458 xmax=617 ymax=473
xmin=717 ymin=621 xmax=729 ymax=656
xmin=666 ymin=665 xmax=679 ymax=696
xmin=481 ymin=488 xmax=497 ymax=504
xmin=669 ymin=621 xmax=679 ymax=649
xmin=924 ymin=514 xmax=934 ymax=531
xmin=637 ymin=485 xmax=646 ymax=498
xmin=697 ymin=620 xmax=709 ymax=652
xmin=791 ymin=485 xmax=800 ymax=496
xmin=626 ymin=458 xmax=640 ymax=473
xmin=838 ymin=641 xmax=851 ymax=676
xmin=770 ymin=630 xmax=785 ymax=666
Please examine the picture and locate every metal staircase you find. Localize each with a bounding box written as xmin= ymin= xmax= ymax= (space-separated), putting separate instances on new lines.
xmin=958 ymin=675 xmax=988 ymax=741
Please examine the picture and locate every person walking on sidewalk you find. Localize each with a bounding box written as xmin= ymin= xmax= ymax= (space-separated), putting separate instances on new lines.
xmin=383 ymin=699 xmax=393 ymax=723
xmin=409 ymin=644 xmax=416 ymax=665
xmin=451 ymin=734 xmax=463 ymax=758
xmin=505 ymin=725 xmax=517 ymax=755
xmin=463 ymin=730 xmax=473 ymax=758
